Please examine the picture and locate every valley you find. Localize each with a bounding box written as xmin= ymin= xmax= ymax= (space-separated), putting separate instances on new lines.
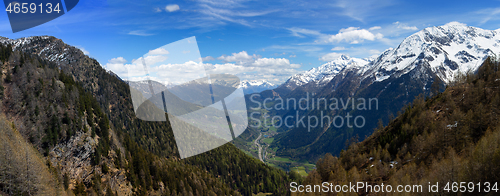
xmin=239 ymin=22 xmax=500 ymax=168
xmin=237 ymin=22 xmax=500 ymax=179
xmin=2 ymin=19 xmax=500 ymax=195
xmin=295 ymin=56 xmax=500 ymax=195
xmin=0 ymin=36 xmax=298 ymax=195
xmin=241 ymin=115 xmax=316 ymax=177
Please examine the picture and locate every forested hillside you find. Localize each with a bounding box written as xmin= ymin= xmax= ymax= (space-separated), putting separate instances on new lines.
xmin=298 ymin=57 xmax=500 ymax=195
xmin=256 ymin=23 xmax=500 ymax=163
xmin=0 ymin=113 xmax=68 ymax=195
xmin=0 ymin=36 xmax=298 ymax=195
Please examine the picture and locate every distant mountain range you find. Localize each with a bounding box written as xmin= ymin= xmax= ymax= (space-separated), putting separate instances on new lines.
xmin=303 ymin=54 xmax=500 ymax=192
xmin=240 ymin=80 xmax=277 ymax=94
xmin=251 ymin=22 xmax=500 ymax=161
xmin=279 ymin=55 xmax=372 ymax=90
xmin=128 ymin=79 xmax=277 ymax=95
xmin=127 ymin=80 xmax=170 ymax=98
xmin=280 ymin=22 xmax=500 ymax=92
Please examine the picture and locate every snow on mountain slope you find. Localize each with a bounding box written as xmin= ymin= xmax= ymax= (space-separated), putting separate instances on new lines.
xmin=127 ymin=80 xmax=171 ymax=98
xmin=240 ymin=80 xmax=277 ymax=94
xmin=271 ymin=23 xmax=500 ymax=159
xmin=363 ymin=22 xmax=500 ymax=83
xmin=279 ymin=22 xmax=500 ymax=92
xmin=280 ymin=55 xmax=371 ymax=90
xmin=0 ymin=36 xmax=87 ymax=65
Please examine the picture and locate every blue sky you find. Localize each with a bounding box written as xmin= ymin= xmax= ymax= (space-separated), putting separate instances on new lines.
xmin=2 ymin=0 xmax=500 ymax=84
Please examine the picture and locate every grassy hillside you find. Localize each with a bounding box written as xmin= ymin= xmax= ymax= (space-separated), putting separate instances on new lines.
xmin=298 ymin=57 xmax=500 ymax=195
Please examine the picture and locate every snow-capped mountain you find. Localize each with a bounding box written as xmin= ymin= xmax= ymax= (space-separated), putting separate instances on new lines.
xmin=279 ymin=22 xmax=500 ymax=93
xmin=270 ymin=22 xmax=500 ymax=160
xmin=0 ymin=36 xmax=83 ymax=63
xmin=362 ymin=21 xmax=500 ymax=84
xmin=240 ymin=80 xmax=277 ymax=94
xmin=279 ymin=55 xmax=371 ymax=90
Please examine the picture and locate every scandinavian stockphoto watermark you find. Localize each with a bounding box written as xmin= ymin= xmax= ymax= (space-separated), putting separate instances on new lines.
xmin=289 ymin=181 xmax=423 ymax=193
xmin=290 ymin=181 xmax=499 ymax=194
xmin=249 ymin=93 xmax=378 ymax=131
xmin=128 ymin=37 xmax=248 ymax=159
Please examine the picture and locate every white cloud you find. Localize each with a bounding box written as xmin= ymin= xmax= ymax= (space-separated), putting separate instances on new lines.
xmin=333 ymin=0 xmax=395 ymax=22
xmin=132 ymin=55 xmax=169 ymax=66
xmin=393 ymin=21 xmax=418 ymax=30
xmin=319 ymin=52 xmax=344 ymax=61
xmin=148 ymin=48 xmax=169 ymax=55
xmin=104 ymin=57 xmax=138 ymax=80
xmin=217 ymin=51 xmax=299 ymax=69
xmin=288 ymin=27 xmax=322 ymax=38
xmin=204 ymin=61 xmax=300 ymax=84
xmin=444 ymin=21 xmax=467 ymax=27
xmin=105 ymin=58 xmax=204 ymax=85
xmin=196 ymin=0 xmax=245 ymax=8
xmin=183 ymin=50 xmax=191 ymax=54
xmin=251 ymin=58 xmax=300 ymax=68
xmin=289 ymin=54 xmax=296 ymax=58
xmin=267 ymin=45 xmax=323 ymax=55
xmin=76 ymin=46 xmax=90 ymax=55
xmin=194 ymin=1 xmax=276 ymax=27
xmin=331 ymin=46 xmax=346 ymax=51
xmin=325 ymin=27 xmax=384 ymax=44
xmin=154 ymin=61 xmax=206 ymax=83
xmin=218 ymin=51 xmax=258 ymax=63
xmin=369 ymin=49 xmax=381 ymax=55
xmin=154 ymin=7 xmax=162 ymax=12
xmin=202 ymin=56 xmax=215 ymax=61
xmin=476 ymin=8 xmax=500 ymax=25
xmin=107 ymin=56 xmax=168 ymax=78
xmin=165 ymin=4 xmax=180 ymax=12
xmin=369 ymin=26 xmax=381 ymax=30
xmin=105 ymin=51 xmax=302 ymax=85
xmin=109 ymin=57 xmax=127 ymax=64
xmin=128 ymin=30 xmax=154 ymax=36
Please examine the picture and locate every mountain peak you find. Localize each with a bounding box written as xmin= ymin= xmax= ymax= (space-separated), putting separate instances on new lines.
xmin=280 ymin=23 xmax=500 ymax=92
xmin=279 ymin=55 xmax=370 ymax=90
xmin=443 ymin=21 xmax=467 ymax=27
xmin=364 ymin=23 xmax=500 ymax=83
xmin=339 ymin=54 xmax=350 ymax=60
xmin=240 ymin=80 xmax=277 ymax=94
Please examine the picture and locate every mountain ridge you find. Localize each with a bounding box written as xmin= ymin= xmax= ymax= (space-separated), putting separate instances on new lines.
xmin=0 ymin=35 xmax=297 ymax=195
xmin=278 ymin=22 xmax=500 ymax=94
xmin=260 ymin=22 xmax=500 ymax=162
xmin=361 ymin=21 xmax=500 ymax=84
xmin=299 ymin=57 xmax=500 ymax=195
xmin=240 ymin=79 xmax=277 ymax=94
xmin=279 ymin=55 xmax=372 ymax=91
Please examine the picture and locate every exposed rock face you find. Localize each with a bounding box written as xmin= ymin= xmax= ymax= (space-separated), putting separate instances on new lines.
xmin=49 ymin=122 xmax=133 ymax=195
xmin=50 ymin=131 xmax=96 ymax=183
xmin=0 ymin=36 xmax=135 ymax=195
